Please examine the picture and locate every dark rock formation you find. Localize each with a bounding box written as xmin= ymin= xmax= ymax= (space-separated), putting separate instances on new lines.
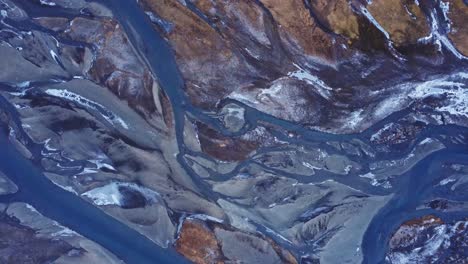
xmin=387 ymin=215 xmax=468 ymax=263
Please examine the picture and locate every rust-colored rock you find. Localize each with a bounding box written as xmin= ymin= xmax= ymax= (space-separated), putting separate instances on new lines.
xmin=259 ymin=0 xmax=336 ymax=62
xmin=388 ymin=215 xmax=444 ymax=250
xmin=444 ymin=0 xmax=468 ymax=56
xmin=63 ymin=17 xmax=156 ymax=113
xmin=308 ymin=0 xmax=360 ymax=41
xmin=175 ymin=220 xmax=224 ymax=264
xmin=266 ymin=237 xmax=299 ymax=264
xmin=388 ymin=215 xmax=467 ymax=263
xmin=196 ymin=122 xmax=258 ymax=161
xmin=367 ymin=0 xmax=430 ymax=46
xmin=176 ymin=219 xmax=298 ymax=264
xmin=140 ymin=0 xmax=254 ymax=109
xmin=400 ymin=214 xmax=444 ymax=226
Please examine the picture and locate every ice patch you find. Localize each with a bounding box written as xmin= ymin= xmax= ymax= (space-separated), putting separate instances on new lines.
xmin=49 ymin=177 xmax=78 ymax=195
xmin=370 ymin=123 xmax=394 ymax=142
xmin=52 ymin=227 xmax=77 ymax=237
xmin=77 ymin=167 xmax=98 ymax=175
xmin=375 ymin=72 xmax=468 ymax=123
xmin=82 ymin=182 xmax=160 ymax=206
xmin=88 ymin=157 xmax=116 ymax=171
xmin=420 ymin=9 xmax=466 ymax=59
xmin=439 ymin=178 xmax=456 ymax=185
xmin=409 ymin=73 xmax=468 ymax=119
xmin=15 ymin=81 xmax=30 ymax=88
xmin=264 ymin=225 xmax=292 ymax=244
xmin=439 ymin=1 xmax=450 ymax=30
xmin=25 ymin=204 xmax=39 ymax=213
xmin=302 ymin=161 xmax=321 ymax=171
xmin=244 ymin=48 xmax=260 ymax=59
xmin=419 ymin=138 xmax=434 ymax=145
xmin=345 ymin=109 xmax=364 ymax=130
xmin=49 ymin=49 xmax=60 ymax=65
xmin=287 ymin=63 xmax=333 ymax=99
xmin=43 ymin=138 xmax=58 ymax=151
xmin=45 ymin=89 xmax=129 ymax=129
xmin=187 ymin=214 xmax=224 ymax=223
xmin=144 ymin=11 xmax=173 ymax=33
xmin=39 ymin=0 xmax=56 ymax=6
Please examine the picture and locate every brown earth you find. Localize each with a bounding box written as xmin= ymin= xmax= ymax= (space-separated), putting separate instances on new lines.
xmin=444 ymin=0 xmax=468 ymax=56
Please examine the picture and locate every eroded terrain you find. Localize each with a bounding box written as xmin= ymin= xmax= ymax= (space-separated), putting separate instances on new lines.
xmin=0 ymin=0 xmax=467 ymax=263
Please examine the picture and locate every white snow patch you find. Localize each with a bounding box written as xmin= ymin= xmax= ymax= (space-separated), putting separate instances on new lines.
xmin=52 ymin=228 xmax=76 ymax=237
xmin=45 ymin=89 xmax=129 ymax=129
xmin=287 ymin=63 xmax=333 ymax=99
xmin=25 ymin=204 xmax=39 ymax=213
xmin=49 ymin=178 xmax=78 ymax=195
xmin=345 ymin=109 xmax=365 ymax=130
xmin=439 ymin=178 xmax=456 ymax=185
xmin=88 ymin=157 xmax=116 ymax=171
xmin=371 ymin=123 xmax=394 ymax=142
xmin=77 ymin=167 xmax=98 ymax=175
xmin=49 ymin=49 xmax=60 ymax=64
xmin=82 ymin=182 xmax=160 ymax=206
xmin=419 ymin=138 xmax=434 ymax=145
xmin=420 ymin=9 xmax=466 ymax=59
xmin=409 ymin=73 xmax=468 ymax=119
xmin=302 ymin=161 xmax=321 ymax=171
xmin=264 ymin=225 xmax=292 ymax=244
xmin=439 ymin=1 xmax=450 ymax=29
xmin=376 ymin=72 xmax=468 ymax=123
xmin=244 ymin=48 xmax=260 ymax=59
xmin=39 ymin=0 xmax=56 ymax=6
xmin=43 ymin=138 xmax=58 ymax=151
xmin=187 ymin=214 xmax=224 ymax=223
xmin=15 ymin=81 xmax=30 ymax=88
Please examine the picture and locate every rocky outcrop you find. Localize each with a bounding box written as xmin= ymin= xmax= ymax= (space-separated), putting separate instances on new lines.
xmin=175 ymin=218 xmax=297 ymax=264
xmin=139 ymin=0 xmax=254 ymax=109
xmin=137 ymin=0 xmax=467 ymax=136
xmin=387 ymin=215 xmax=468 ymax=263
xmin=308 ymin=0 xmax=360 ymax=41
xmin=175 ymin=219 xmax=224 ymax=264
xmin=444 ymin=0 xmax=468 ymax=56
xmin=63 ymin=17 xmax=156 ymax=114
xmin=366 ymin=0 xmax=430 ymax=46
xmin=258 ymin=0 xmax=339 ymax=63
xmin=196 ymin=122 xmax=259 ymax=161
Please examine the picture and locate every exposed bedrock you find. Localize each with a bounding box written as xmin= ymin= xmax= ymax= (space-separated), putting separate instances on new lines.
xmin=175 ymin=218 xmax=298 ymax=264
xmin=139 ymin=0 xmax=467 ymax=134
xmin=387 ymin=215 xmax=468 ymax=263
